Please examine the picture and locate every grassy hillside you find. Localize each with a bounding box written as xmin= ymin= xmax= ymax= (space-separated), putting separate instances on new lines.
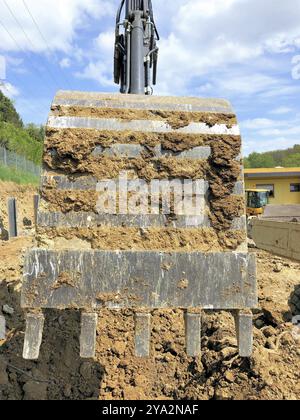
xmin=0 ymin=164 xmax=39 ymax=185
xmin=245 ymin=144 xmax=300 ymax=168
xmin=0 ymin=121 xmax=43 ymax=164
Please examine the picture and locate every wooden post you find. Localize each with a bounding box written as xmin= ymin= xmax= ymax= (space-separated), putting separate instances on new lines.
xmin=3 ymin=147 xmax=7 ymax=166
xmin=8 ymin=198 xmax=18 ymax=238
xmin=33 ymin=194 xmax=40 ymax=226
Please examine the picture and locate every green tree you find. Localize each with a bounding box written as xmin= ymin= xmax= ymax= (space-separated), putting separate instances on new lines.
xmin=25 ymin=123 xmax=45 ymax=143
xmin=245 ymin=145 xmax=300 ymax=168
xmin=0 ymin=90 xmax=23 ymax=128
xmin=0 ymin=121 xmax=43 ymax=164
xmin=245 ymin=152 xmax=276 ymax=168
xmin=282 ymin=153 xmax=300 ymax=167
xmin=0 ymin=91 xmax=43 ymax=166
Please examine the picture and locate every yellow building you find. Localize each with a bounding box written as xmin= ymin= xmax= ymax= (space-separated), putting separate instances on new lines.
xmin=244 ymin=168 xmax=300 ymax=205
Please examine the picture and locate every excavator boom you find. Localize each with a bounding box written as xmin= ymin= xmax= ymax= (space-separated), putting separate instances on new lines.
xmin=21 ymin=1 xmax=257 ymax=361
xmin=114 ymin=0 xmax=159 ymax=95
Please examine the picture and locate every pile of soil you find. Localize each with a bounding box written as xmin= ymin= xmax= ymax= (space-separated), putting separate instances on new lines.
xmin=51 ymin=105 xmax=238 ymax=129
xmin=36 ymin=226 xmax=246 ymax=252
xmin=42 ymin=104 xmax=244 ymax=250
xmin=0 ymin=182 xmax=36 ymax=238
xmin=0 ymin=237 xmax=299 ymax=400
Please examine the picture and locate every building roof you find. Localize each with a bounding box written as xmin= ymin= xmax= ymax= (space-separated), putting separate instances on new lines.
xmin=245 ymin=189 xmax=270 ymax=192
xmin=245 ymin=167 xmax=300 ymax=178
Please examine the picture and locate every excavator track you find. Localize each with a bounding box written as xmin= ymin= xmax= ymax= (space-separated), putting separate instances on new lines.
xmin=21 ymin=91 xmax=257 ymax=360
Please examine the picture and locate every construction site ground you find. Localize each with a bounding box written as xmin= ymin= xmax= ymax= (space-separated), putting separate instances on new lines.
xmin=0 ymin=183 xmax=299 ymax=400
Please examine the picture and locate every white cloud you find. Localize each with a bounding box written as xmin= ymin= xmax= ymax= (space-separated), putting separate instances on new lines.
xmin=0 ymin=82 xmax=19 ymax=98
xmin=269 ymin=106 xmax=293 ymax=115
xmin=241 ymin=115 xmax=300 ymax=155
xmin=241 ymin=118 xmax=281 ymax=130
xmin=0 ymin=0 xmax=115 ymax=53
xmin=4 ymin=0 xmax=296 ymax=99
xmin=241 ymin=116 xmax=300 ymax=133
xmin=94 ymin=31 xmax=115 ymax=54
xmin=75 ymin=29 xmax=115 ymax=87
xmin=217 ymin=73 xmax=277 ymax=95
xmin=154 ymin=0 xmax=300 ymax=94
xmin=292 ymin=55 xmax=300 ymax=80
xmin=76 ymin=60 xmax=114 ymax=88
xmin=0 ymin=0 xmax=299 ymax=156
xmin=259 ymin=125 xmax=300 ymax=137
xmin=244 ymin=136 xmax=300 ymax=155
xmin=15 ymin=95 xmax=52 ymax=124
xmin=59 ymin=58 xmax=71 ymax=68
xmin=0 ymin=55 xmax=6 ymax=79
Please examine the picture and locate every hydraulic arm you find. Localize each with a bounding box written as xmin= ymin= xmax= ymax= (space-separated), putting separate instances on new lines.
xmin=21 ymin=0 xmax=256 ymax=361
xmin=114 ymin=0 xmax=159 ymax=95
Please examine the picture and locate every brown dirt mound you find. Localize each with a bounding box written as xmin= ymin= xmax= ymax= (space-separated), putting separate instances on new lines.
xmin=210 ymin=196 xmax=245 ymax=231
xmin=0 ymin=182 xmax=36 ymax=237
xmin=0 ymin=236 xmax=299 ymax=400
xmin=43 ymin=130 xmax=243 ymax=236
xmin=51 ymin=105 xmax=237 ymax=129
xmin=44 ymin=155 xmax=210 ymax=182
xmin=36 ymin=227 xmax=246 ymax=252
xmin=45 ymin=128 xmax=240 ymax=154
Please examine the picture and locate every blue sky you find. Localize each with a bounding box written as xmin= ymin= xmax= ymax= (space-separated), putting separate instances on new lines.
xmin=0 ymin=0 xmax=300 ymax=156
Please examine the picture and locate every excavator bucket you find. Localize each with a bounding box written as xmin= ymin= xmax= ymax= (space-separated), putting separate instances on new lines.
xmin=21 ymin=91 xmax=257 ymax=360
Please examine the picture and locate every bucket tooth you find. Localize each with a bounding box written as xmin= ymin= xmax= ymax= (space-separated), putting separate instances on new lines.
xmin=80 ymin=313 xmax=98 ymax=359
xmin=8 ymin=197 xmax=18 ymax=238
xmin=233 ymin=310 xmax=253 ymax=357
xmin=135 ymin=312 xmax=151 ymax=357
xmin=0 ymin=315 xmax=6 ymax=340
xmin=23 ymin=313 xmax=45 ymax=360
xmin=185 ymin=311 xmax=202 ymax=357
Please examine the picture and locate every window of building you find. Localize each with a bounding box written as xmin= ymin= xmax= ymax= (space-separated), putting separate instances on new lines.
xmin=290 ymin=183 xmax=300 ymax=192
xmin=256 ymin=184 xmax=275 ymax=198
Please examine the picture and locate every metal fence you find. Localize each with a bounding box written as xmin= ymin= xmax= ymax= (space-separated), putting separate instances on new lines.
xmin=0 ymin=146 xmax=41 ymax=177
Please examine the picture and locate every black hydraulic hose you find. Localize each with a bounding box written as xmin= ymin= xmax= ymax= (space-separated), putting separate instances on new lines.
xmin=146 ymin=47 xmax=158 ymax=61
xmin=125 ymin=29 xmax=131 ymax=93
xmin=117 ymin=42 xmax=126 ymax=55
xmin=153 ymin=52 xmax=158 ymax=85
xmin=154 ymin=24 xmax=160 ymax=41
xmin=148 ymin=0 xmax=159 ymax=40
xmin=116 ymin=0 xmax=125 ymax=24
xmin=114 ymin=0 xmax=159 ymax=94
xmin=145 ymin=59 xmax=150 ymax=94
xmin=148 ymin=0 xmax=154 ymax=20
